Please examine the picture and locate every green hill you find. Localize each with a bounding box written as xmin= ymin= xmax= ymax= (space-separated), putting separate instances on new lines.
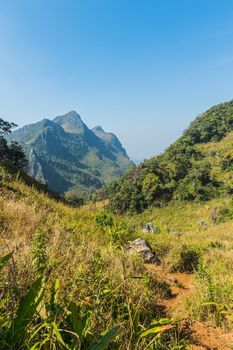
xmin=107 ymin=100 xmax=233 ymax=213
xmin=3 ymin=101 xmax=233 ymax=349
xmin=7 ymin=111 xmax=133 ymax=195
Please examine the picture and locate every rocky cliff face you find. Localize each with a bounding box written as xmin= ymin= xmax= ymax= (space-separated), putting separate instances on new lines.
xmin=7 ymin=111 xmax=133 ymax=194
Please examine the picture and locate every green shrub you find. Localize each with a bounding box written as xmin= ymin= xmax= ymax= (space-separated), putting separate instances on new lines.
xmin=208 ymin=241 xmax=224 ymax=249
xmin=31 ymin=227 xmax=49 ymax=275
xmin=210 ymin=205 xmax=232 ymax=224
xmin=176 ymin=246 xmax=200 ymax=272
xmin=187 ymin=262 xmax=233 ymax=327
xmin=109 ymin=221 xmax=135 ymax=245
xmin=95 ymin=210 xmax=114 ymax=227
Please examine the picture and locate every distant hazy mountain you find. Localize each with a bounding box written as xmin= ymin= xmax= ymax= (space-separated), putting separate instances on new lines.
xmin=7 ymin=111 xmax=133 ymax=194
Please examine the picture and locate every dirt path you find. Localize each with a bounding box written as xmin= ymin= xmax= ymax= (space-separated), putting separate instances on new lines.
xmin=147 ymin=265 xmax=233 ymax=349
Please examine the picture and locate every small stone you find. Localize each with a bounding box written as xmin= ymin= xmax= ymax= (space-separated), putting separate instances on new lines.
xmin=142 ymin=222 xmax=157 ymax=233
xmin=198 ymin=220 xmax=207 ymax=228
xmin=128 ymin=238 xmax=160 ymax=264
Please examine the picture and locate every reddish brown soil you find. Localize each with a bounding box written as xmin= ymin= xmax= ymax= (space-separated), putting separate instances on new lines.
xmin=147 ymin=265 xmax=233 ymax=350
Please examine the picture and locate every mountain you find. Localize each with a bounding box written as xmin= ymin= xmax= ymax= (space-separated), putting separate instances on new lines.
xmin=92 ymin=125 xmax=128 ymax=155
xmin=108 ymin=100 xmax=233 ymax=213
xmin=7 ymin=111 xmax=133 ymax=194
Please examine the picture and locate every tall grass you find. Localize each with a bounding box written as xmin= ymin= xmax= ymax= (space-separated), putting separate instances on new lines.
xmin=0 ymin=167 xmax=184 ymax=349
xmin=3 ymin=164 xmax=233 ymax=346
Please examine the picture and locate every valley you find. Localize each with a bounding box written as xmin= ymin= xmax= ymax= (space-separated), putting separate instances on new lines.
xmin=2 ymin=101 xmax=233 ymax=349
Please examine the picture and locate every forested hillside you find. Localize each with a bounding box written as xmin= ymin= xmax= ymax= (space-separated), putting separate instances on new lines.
xmin=107 ymin=101 xmax=233 ymax=213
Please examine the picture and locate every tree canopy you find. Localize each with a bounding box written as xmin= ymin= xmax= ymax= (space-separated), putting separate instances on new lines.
xmin=0 ymin=117 xmax=27 ymax=171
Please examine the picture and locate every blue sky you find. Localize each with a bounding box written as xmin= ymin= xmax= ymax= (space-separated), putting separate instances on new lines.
xmin=1 ymin=0 xmax=233 ymax=159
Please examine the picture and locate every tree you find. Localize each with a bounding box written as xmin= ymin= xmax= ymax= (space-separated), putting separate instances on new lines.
xmin=0 ymin=138 xmax=9 ymax=159
xmin=0 ymin=117 xmax=27 ymax=171
xmin=142 ymin=173 xmax=159 ymax=205
xmin=8 ymin=141 xmax=28 ymax=171
xmin=0 ymin=118 xmax=17 ymax=159
xmin=174 ymin=160 xmax=220 ymax=201
xmin=0 ymin=118 xmax=17 ymax=137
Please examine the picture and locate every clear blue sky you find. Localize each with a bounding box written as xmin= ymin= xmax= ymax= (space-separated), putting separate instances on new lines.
xmin=1 ymin=0 xmax=233 ymax=160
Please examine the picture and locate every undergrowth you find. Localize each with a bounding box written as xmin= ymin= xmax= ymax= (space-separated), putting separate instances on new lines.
xmin=0 ymin=166 xmax=185 ymax=349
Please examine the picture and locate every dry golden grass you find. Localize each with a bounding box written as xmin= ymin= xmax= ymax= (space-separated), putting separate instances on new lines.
xmin=1 ymin=168 xmax=173 ymax=349
xmin=123 ymin=194 xmax=233 ymax=331
xmin=2 ymin=164 xmax=233 ymax=348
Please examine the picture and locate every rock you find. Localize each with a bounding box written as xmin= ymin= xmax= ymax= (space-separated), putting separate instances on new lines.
xmin=142 ymin=222 xmax=157 ymax=233
xmin=198 ymin=220 xmax=207 ymax=228
xmin=128 ymin=238 xmax=160 ymax=264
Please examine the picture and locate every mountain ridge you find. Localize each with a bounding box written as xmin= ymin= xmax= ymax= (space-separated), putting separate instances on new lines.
xmin=7 ymin=111 xmax=133 ymax=195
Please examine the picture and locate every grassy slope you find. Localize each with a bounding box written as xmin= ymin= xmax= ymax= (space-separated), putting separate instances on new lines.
xmin=123 ymin=129 xmax=233 ymax=233
xmin=2 ymin=129 xmax=233 ymax=348
xmin=122 ymin=211 xmax=233 ymax=348
xmin=0 ymin=165 xmax=187 ymax=349
xmin=123 ymin=142 xmax=233 ymax=335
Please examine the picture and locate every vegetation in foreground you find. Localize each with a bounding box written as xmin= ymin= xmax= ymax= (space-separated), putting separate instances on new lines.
xmin=0 ymin=165 xmax=186 ymax=349
xmin=2 ymin=162 xmax=233 ymax=349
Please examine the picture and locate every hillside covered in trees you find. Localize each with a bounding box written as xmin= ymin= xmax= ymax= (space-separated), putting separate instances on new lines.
xmin=107 ymin=100 xmax=233 ymax=213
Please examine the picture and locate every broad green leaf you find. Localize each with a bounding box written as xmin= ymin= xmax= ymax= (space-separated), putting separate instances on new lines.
xmin=150 ymin=318 xmax=177 ymax=326
xmin=48 ymin=279 xmax=59 ymax=318
xmin=29 ymin=341 xmax=41 ymax=350
xmin=219 ymin=311 xmax=230 ymax=315
xmin=128 ymin=301 xmax=139 ymax=337
xmin=0 ymin=252 xmax=13 ymax=272
xmin=82 ymin=310 xmax=93 ymax=337
xmin=202 ymin=302 xmax=221 ymax=307
xmin=139 ymin=324 xmax=174 ymax=339
xmin=6 ymin=276 xmax=46 ymax=347
xmin=52 ymin=322 xmax=70 ymax=349
xmin=68 ymin=301 xmax=83 ymax=337
xmin=67 ymin=301 xmax=83 ymax=349
xmin=67 ymin=302 xmax=93 ymax=349
xmin=29 ymin=323 xmax=48 ymax=342
xmin=87 ymin=326 xmax=121 ymax=350
xmin=51 ymin=279 xmax=59 ymax=305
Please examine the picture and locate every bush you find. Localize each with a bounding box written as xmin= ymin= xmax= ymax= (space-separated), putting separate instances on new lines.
xmin=210 ymin=205 xmax=232 ymax=224
xmin=95 ymin=210 xmax=114 ymax=227
xmin=177 ymin=246 xmax=200 ymax=272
